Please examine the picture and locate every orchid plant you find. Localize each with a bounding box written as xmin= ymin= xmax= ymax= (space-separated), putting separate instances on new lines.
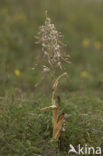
xmin=36 ymin=11 xmax=70 ymax=140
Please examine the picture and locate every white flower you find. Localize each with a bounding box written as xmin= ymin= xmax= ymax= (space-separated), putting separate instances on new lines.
xmin=43 ymin=65 xmax=50 ymax=73
xmin=36 ymin=14 xmax=70 ymax=70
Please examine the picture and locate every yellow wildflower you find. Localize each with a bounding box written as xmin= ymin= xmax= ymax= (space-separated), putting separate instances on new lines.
xmin=14 ymin=69 xmax=21 ymax=76
xmin=82 ymin=38 xmax=90 ymax=48
xmin=94 ymin=41 xmax=102 ymax=49
xmin=81 ymin=71 xmax=89 ymax=78
xmin=81 ymin=138 xmax=86 ymax=143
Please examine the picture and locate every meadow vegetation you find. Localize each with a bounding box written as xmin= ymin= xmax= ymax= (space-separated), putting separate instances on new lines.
xmin=0 ymin=0 xmax=103 ymax=155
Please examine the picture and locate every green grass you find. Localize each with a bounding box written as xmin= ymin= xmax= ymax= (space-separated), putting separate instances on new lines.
xmin=0 ymin=93 xmax=103 ymax=155
xmin=0 ymin=0 xmax=103 ymax=155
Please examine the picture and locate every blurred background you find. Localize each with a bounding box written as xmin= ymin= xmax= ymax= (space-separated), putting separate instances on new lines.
xmin=0 ymin=0 xmax=103 ymax=97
